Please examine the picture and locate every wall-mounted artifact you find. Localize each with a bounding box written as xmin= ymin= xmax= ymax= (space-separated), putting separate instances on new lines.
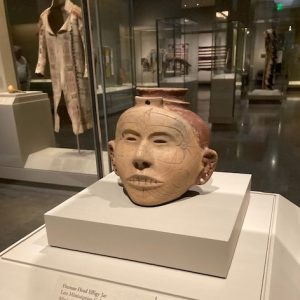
xmin=108 ymin=88 xmax=218 ymax=206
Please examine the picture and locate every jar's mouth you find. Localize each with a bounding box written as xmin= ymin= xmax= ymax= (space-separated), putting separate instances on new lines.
xmin=163 ymin=98 xmax=189 ymax=106
xmin=137 ymin=87 xmax=188 ymax=90
xmin=136 ymin=87 xmax=188 ymax=93
xmin=136 ymin=87 xmax=188 ymax=101
xmin=135 ymin=96 xmax=189 ymax=109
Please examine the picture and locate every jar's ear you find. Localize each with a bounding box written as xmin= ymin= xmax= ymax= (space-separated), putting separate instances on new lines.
xmin=197 ymin=148 xmax=218 ymax=185
xmin=108 ymin=140 xmax=119 ymax=175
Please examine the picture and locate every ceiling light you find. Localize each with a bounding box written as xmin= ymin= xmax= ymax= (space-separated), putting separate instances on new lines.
xmin=216 ymin=10 xmax=229 ymax=19
xmin=222 ymin=11 xmax=228 ymax=17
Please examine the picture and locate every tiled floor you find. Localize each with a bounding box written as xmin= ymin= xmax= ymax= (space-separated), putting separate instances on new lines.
xmin=209 ymin=94 xmax=300 ymax=207
xmin=0 ymin=180 xmax=79 ymax=252
xmin=1 ymin=88 xmax=300 ymax=252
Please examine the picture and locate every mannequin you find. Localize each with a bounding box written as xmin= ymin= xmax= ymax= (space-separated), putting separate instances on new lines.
xmin=35 ymin=0 xmax=92 ymax=152
xmin=48 ymin=0 xmax=66 ymax=35
xmin=50 ymin=0 xmax=66 ymax=7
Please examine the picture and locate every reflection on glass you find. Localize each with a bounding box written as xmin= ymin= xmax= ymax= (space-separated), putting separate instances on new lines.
xmin=156 ymin=18 xmax=198 ymax=112
xmin=209 ymin=21 xmax=245 ymax=124
xmin=134 ymin=26 xmax=157 ymax=87
xmin=86 ymin=0 xmax=135 ymax=175
xmin=212 ymin=21 xmax=244 ymax=76
xmin=157 ymin=18 xmax=198 ymax=84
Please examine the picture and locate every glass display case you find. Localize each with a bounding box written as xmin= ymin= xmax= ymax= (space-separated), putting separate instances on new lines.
xmin=247 ymin=20 xmax=288 ymax=103
xmin=0 ymin=0 xmax=135 ymax=186
xmin=209 ymin=21 xmax=245 ymax=124
xmin=156 ymin=18 xmax=198 ymax=112
xmin=1 ymin=0 xmax=99 ymax=186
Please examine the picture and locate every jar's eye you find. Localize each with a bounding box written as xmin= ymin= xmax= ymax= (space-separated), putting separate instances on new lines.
xmin=153 ymin=139 xmax=167 ymax=144
xmin=126 ymin=136 xmax=137 ymax=141
xmin=122 ymin=130 xmax=140 ymax=142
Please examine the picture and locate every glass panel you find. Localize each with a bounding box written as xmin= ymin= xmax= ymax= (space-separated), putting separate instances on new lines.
xmin=134 ymin=26 xmax=157 ymax=87
xmin=157 ymin=18 xmax=198 ymax=83
xmin=212 ymin=21 xmax=241 ymax=76
xmin=212 ymin=21 xmax=228 ymax=76
xmin=156 ymin=18 xmax=198 ymax=112
xmin=210 ymin=21 xmax=244 ymax=124
xmin=85 ymin=0 xmax=135 ymax=175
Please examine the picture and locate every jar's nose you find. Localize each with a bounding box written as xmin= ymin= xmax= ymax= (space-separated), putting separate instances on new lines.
xmin=133 ymin=159 xmax=151 ymax=170
xmin=132 ymin=140 xmax=152 ymax=170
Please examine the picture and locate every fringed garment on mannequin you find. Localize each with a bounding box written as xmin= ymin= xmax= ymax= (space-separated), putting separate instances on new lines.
xmin=35 ymin=0 xmax=92 ymax=135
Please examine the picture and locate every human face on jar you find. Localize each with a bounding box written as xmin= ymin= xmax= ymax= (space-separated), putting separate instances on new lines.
xmin=108 ymin=105 xmax=209 ymax=206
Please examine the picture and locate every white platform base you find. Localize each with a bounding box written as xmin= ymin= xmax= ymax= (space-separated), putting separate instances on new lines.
xmin=0 ymin=164 xmax=98 ymax=187
xmin=1 ymin=192 xmax=300 ymax=299
xmin=24 ymin=148 xmax=111 ymax=177
xmin=0 ymin=147 xmax=109 ymax=188
xmin=45 ymin=172 xmax=251 ymax=278
xmin=0 ymin=91 xmax=55 ymax=167
xmin=0 ymin=191 xmax=293 ymax=300
xmin=248 ymin=89 xmax=283 ymax=101
xmin=24 ymin=147 xmax=97 ymax=175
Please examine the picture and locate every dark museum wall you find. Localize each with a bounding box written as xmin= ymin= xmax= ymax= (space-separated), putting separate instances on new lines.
xmin=132 ymin=0 xmax=215 ymax=31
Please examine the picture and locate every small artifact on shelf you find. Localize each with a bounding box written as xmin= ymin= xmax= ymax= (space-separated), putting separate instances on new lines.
xmin=7 ymin=84 xmax=24 ymax=93
xmin=108 ymin=91 xmax=218 ymax=206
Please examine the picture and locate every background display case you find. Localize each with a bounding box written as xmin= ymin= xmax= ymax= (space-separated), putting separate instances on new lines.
xmin=247 ymin=19 xmax=288 ymax=103
xmin=1 ymin=0 xmax=98 ymax=186
xmin=209 ymin=21 xmax=246 ymax=124
xmin=156 ymin=17 xmax=198 ymax=112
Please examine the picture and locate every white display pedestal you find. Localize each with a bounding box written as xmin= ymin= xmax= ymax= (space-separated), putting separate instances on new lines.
xmin=209 ymin=74 xmax=236 ymax=124
xmin=0 ymin=91 xmax=55 ymax=167
xmin=45 ymin=172 xmax=251 ymax=278
xmin=1 ymin=190 xmax=299 ymax=299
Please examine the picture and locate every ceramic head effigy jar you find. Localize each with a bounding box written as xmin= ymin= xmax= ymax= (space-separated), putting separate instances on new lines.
xmin=108 ymin=88 xmax=218 ymax=206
